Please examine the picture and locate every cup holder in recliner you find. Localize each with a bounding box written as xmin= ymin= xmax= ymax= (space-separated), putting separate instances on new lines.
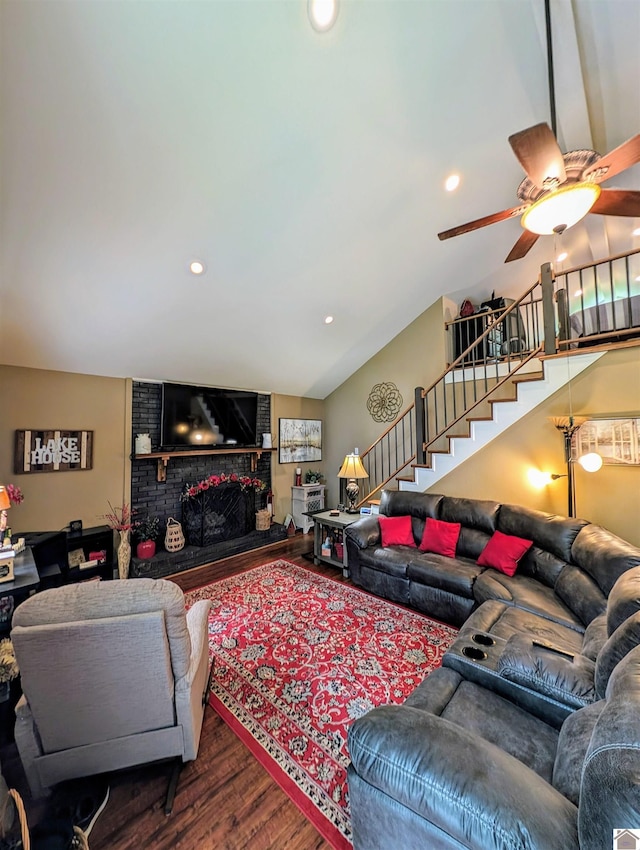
xmin=471 ymin=633 xmax=495 ymax=647
xmin=461 ymin=646 xmax=487 ymax=661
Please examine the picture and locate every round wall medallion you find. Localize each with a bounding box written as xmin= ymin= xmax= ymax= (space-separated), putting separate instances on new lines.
xmin=367 ymin=382 xmax=403 ymax=423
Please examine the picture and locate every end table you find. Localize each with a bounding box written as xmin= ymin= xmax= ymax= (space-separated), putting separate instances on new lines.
xmin=306 ymin=509 xmax=360 ymax=577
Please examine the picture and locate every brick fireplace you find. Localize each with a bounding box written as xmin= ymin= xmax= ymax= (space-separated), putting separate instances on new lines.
xmin=130 ymin=381 xmax=285 ymax=579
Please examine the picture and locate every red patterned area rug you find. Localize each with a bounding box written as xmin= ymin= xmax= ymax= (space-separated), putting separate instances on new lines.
xmin=185 ymin=560 xmax=457 ymax=850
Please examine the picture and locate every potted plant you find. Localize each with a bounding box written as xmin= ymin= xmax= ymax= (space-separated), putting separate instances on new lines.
xmin=134 ymin=515 xmax=160 ymax=559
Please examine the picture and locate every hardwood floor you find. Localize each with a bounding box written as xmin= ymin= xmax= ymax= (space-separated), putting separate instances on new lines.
xmin=1 ymin=533 xmax=350 ymax=850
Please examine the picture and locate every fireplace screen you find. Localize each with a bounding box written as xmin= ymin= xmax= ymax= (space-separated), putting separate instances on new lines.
xmin=182 ymin=484 xmax=254 ymax=546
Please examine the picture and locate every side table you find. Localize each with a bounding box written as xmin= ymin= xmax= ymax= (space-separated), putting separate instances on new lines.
xmin=306 ymin=509 xmax=360 ymax=577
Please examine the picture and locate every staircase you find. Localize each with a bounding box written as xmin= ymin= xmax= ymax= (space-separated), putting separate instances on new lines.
xmin=357 ymin=249 xmax=640 ymax=504
xmin=399 ymin=350 xmax=604 ymax=492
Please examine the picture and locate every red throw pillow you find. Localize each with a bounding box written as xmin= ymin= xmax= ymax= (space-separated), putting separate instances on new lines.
xmin=419 ymin=518 xmax=461 ymax=558
xmin=379 ymin=515 xmax=416 ymax=548
xmin=477 ymin=530 xmax=533 ymax=576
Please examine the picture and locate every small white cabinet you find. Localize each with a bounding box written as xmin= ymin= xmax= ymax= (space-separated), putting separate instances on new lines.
xmin=292 ymin=484 xmax=325 ymax=533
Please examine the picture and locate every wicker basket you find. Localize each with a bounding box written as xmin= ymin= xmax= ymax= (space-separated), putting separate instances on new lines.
xmin=165 ymin=517 xmax=185 ymax=552
xmin=255 ymin=509 xmax=271 ymax=531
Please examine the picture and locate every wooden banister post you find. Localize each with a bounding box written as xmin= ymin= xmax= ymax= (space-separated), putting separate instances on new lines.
xmin=414 ymin=387 xmax=425 ymax=464
xmin=541 ymin=262 xmax=557 ymax=355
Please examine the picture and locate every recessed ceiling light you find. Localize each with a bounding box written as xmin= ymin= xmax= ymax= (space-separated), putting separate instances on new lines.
xmin=308 ymin=0 xmax=338 ymax=32
xmin=445 ymin=174 xmax=460 ymax=192
xmin=556 ymin=251 xmax=568 ymax=262
xmin=189 ymin=261 xmax=206 ymax=275
xmin=634 ymin=227 xmax=640 ymax=237
xmin=574 ymin=288 xmax=583 ymax=297
xmin=324 ymin=315 xmax=334 ymax=324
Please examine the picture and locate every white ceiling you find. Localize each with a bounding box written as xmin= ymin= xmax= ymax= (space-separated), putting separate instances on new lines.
xmin=1 ymin=0 xmax=639 ymax=398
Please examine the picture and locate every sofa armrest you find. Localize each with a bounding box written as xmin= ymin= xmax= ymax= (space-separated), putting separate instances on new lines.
xmin=348 ymin=704 xmax=578 ymax=850
xmin=345 ymin=515 xmax=380 ymax=549
xmin=498 ymin=635 xmax=596 ymax=709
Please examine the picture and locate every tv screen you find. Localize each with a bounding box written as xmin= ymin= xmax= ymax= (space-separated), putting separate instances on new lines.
xmin=161 ymin=383 xmax=259 ymax=448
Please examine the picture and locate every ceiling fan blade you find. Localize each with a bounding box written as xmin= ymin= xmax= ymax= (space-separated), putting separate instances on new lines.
xmin=583 ymin=134 xmax=640 ymax=184
xmin=505 ymin=230 xmax=539 ymax=263
xmin=438 ymin=204 xmax=527 ymax=241
xmin=590 ymin=188 xmax=640 ymax=217
xmin=508 ymin=123 xmax=566 ymax=189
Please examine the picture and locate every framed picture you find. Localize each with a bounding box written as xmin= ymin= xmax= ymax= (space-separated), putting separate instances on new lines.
xmin=573 ymin=417 xmax=640 ymax=466
xmin=278 ymin=418 xmax=322 ymax=464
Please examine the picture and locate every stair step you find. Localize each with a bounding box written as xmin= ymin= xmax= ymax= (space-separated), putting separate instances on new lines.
xmin=511 ymin=371 xmax=544 ymax=383
xmin=488 ymin=396 xmax=517 ymax=407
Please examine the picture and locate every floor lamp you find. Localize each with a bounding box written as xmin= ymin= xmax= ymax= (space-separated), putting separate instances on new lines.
xmin=550 ymin=416 xmax=602 ymax=518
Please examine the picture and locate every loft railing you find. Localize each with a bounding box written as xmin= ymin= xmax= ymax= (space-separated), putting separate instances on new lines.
xmin=554 ymin=248 xmax=640 ymax=351
xmin=357 ymin=249 xmax=640 ymax=505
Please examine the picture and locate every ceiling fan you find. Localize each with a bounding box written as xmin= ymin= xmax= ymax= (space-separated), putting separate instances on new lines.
xmin=437 ymin=3 xmax=640 ymax=262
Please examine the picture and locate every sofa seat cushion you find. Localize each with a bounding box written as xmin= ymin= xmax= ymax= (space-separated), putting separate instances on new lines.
xmin=354 ymin=667 xmax=560 ymax=785
xmin=438 ymin=677 xmax=560 ymax=782
xmin=407 ymin=554 xmax=484 ymax=599
xmin=474 ymin=572 xmax=584 ymax=631
xmin=353 ymin=545 xmax=414 ymax=578
xmin=462 ymin=601 xmax=585 ymax=654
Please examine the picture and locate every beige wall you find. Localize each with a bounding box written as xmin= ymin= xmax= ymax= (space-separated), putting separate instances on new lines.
xmin=270 ymin=394 xmax=325 ymax=523
xmin=3 ymin=339 xmax=638 ymax=548
xmin=0 ymin=365 xmax=131 ymax=534
xmin=323 ymin=297 xmax=453 ymax=507
xmin=429 ymin=346 xmax=640 ymax=546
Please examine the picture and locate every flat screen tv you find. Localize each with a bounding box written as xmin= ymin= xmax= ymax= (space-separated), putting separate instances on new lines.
xmin=161 ymin=383 xmax=259 ymax=448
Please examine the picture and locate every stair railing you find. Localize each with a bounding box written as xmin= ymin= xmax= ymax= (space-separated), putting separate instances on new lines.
xmin=414 ymin=279 xmax=546 ymax=465
xmin=357 ymin=248 xmax=640 ymax=505
xmin=358 ymin=277 xmax=547 ymax=504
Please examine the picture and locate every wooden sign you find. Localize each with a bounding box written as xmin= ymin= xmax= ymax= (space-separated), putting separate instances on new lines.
xmin=14 ymin=430 xmax=93 ymax=474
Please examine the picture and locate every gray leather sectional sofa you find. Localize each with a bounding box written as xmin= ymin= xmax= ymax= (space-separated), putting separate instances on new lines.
xmin=344 ymin=490 xmax=640 ymax=850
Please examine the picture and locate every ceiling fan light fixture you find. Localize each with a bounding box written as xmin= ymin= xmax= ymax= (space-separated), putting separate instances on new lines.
xmin=521 ymin=182 xmax=601 ymax=235
xmin=308 ymin=0 xmax=338 ymax=32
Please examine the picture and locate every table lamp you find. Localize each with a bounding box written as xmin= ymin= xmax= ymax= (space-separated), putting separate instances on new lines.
xmin=338 ymin=451 xmax=369 ymax=513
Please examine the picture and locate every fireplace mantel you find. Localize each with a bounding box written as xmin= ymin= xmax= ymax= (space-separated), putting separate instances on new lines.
xmin=134 ymin=447 xmax=277 ymax=482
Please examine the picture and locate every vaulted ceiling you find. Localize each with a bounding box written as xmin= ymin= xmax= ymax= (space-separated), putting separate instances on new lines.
xmin=1 ymin=0 xmax=638 ymax=398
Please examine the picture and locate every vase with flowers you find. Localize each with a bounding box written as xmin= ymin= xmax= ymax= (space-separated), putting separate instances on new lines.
xmin=103 ymin=502 xmax=134 ymax=579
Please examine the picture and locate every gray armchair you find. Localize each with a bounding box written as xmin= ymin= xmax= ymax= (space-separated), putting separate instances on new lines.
xmin=10 ymin=578 xmax=212 ymax=810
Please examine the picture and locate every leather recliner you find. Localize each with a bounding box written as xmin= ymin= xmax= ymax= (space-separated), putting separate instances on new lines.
xmin=347 ymin=642 xmax=640 ymax=850
xmin=442 ymin=565 xmax=640 ymax=727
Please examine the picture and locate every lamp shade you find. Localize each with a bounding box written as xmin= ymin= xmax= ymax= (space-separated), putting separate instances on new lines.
xmin=521 ymin=183 xmax=601 ymax=235
xmin=0 ymin=487 xmax=10 ymax=512
xmin=337 ymin=454 xmax=369 ymax=480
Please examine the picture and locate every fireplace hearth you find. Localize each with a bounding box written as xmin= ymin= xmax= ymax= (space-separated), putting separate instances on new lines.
xmin=131 ymin=523 xmax=287 ymax=580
